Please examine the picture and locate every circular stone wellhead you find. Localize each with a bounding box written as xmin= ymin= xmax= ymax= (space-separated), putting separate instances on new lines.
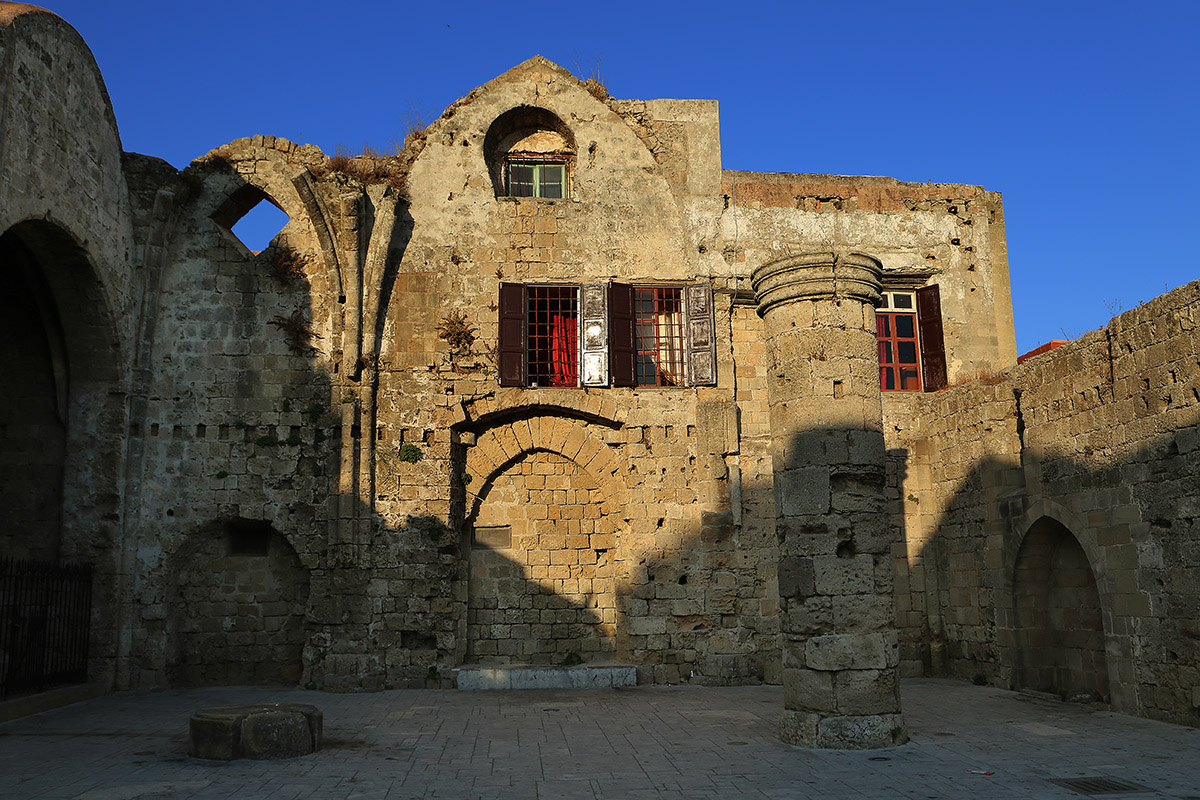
xmin=189 ymin=703 xmax=323 ymax=760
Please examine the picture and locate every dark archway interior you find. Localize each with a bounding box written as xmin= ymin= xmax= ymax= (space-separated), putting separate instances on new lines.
xmin=1012 ymin=517 xmax=1110 ymax=700
xmin=0 ymin=230 xmax=71 ymax=563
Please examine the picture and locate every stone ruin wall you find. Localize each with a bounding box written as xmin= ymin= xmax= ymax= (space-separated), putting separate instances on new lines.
xmin=109 ymin=56 xmax=1027 ymax=691
xmin=889 ymin=280 xmax=1200 ymax=726
xmin=0 ymin=5 xmax=137 ymax=690
xmin=7 ymin=6 xmax=1199 ymax=729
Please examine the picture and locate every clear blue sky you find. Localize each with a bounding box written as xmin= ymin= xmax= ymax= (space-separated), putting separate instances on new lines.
xmin=36 ymin=0 xmax=1199 ymax=356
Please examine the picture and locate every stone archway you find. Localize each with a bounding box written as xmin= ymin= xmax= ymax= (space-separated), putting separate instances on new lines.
xmin=0 ymin=230 xmax=69 ymax=561
xmin=168 ymin=519 xmax=310 ymax=686
xmin=1011 ymin=516 xmax=1109 ymax=701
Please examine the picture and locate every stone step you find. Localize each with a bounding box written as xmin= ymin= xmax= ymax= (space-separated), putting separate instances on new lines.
xmin=454 ymin=664 xmax=636 ymax=691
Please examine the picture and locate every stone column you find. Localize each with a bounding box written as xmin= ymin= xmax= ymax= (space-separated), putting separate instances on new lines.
xmin=751 ymin=252 xmax=907 ymax=749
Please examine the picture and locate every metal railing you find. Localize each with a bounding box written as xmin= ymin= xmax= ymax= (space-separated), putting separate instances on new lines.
xmin=0 ymin=559 xmax=92 ymax=701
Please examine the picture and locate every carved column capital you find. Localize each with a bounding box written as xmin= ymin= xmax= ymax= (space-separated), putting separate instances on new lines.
xmin=751 ymin=251 xmax=883 ymax=317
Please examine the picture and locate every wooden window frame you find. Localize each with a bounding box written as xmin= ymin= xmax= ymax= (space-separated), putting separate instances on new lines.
xmin=877 ymin=285 xmax=947 ymax=393
xmin=497 ymin=281 xmax=716 ymax=389
xmin=504 ymin=155 xmax=568 ymax=199
xmin=633 ymin=286 xmax=686 ymax=387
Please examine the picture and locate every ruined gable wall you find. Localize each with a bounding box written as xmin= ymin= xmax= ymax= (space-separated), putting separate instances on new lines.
xmin=370 ymin=60 xmax=782 ymax=684
xmin=893 ymin=280 xmax=1200 ymax=726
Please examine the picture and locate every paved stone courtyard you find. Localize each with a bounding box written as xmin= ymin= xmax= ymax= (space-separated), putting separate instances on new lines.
xmin=2 ymin=678 xmax=1198 ymax=799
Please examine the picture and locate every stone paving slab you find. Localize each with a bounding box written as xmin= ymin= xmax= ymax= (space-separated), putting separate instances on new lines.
xmin=1 ymin=678 xmax=1199 ymax=799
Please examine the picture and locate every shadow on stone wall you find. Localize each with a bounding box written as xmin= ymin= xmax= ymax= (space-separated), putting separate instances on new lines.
xmin=910 ymin=427 xmax=1199 ymax=727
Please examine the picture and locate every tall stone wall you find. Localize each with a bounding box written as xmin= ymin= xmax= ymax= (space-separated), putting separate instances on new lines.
xmin=894 ymin=280 xmax=1200 ymax=726
xmin=0 ymin=5 xmax=135 ymax=689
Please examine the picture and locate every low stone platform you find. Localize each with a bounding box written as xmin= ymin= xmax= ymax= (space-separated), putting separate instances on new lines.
xmin=188 ymin=703 xmax=322 ymax=760
xmin=455 ymin=664 xmax=636 ymax=690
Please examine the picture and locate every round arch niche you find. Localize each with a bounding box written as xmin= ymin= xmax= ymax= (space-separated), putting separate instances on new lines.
xmin=483 ymin=106 xmax=577 ymax=198
xmin=168 ymin=519 xmax=310 ymax=686
xmin=1011 ymin=516 xmax=1110 ymax=701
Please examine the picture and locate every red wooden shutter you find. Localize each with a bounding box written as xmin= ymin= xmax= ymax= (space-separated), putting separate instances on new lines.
xmin=685 ymin=283 xmax=717 ymax=386
xmin=609 ymin=282 xmax=636 ymax=387
xmin=916 ymin=284 xmax=947 ymax=392
xmin=498 ymin=283 xmax=526 ymax=386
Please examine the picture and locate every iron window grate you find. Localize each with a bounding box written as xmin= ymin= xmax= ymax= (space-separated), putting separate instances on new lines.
xmin=634 ymin=287 xmax=684 ymax=386
xmin=1048 ymin=777 xmax=1153 ymax=795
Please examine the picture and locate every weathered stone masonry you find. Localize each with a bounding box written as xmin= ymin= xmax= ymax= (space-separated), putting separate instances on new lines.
xmin=2 ymin=3 xmax=1198 ymax=745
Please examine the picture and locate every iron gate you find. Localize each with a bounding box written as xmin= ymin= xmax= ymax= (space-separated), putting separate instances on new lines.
xmin=0 ymin=559 xmax=92 ymax=701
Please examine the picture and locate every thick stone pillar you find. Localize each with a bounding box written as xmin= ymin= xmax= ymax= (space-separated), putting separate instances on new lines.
xmin=752 ymin=252 xmax=907 ymax=749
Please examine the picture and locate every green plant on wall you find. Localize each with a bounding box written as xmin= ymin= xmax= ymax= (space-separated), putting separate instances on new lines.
xmin=398 ymin=443 xmax=423 ymax=463
xmin=436 ymin=311 xmax=476 ymax=356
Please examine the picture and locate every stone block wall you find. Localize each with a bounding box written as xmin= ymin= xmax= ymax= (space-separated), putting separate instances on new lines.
xmin=892 ymin=280 xmax=1200 ymax=725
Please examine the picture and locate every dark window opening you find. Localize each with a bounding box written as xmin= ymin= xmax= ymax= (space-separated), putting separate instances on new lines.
xmin=473 ymin=525 xmax=513 ymax=550
xmin=526 ymin=286 xmax=579 ymax=387
xmin=634 ymin=287 xmax=685 ymax=386
xmin=226 ymin=518 xmax=272 ymax=556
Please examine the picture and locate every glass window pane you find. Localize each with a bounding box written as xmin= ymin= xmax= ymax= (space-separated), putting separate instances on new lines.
xmin=880 ymin=342 xmax=894 ymax=364
xmin=538 ymin=165 xmax=563 ymax=198
xmin=508 ymin=164 xmax=534 ymax=197
xmin=896 ymin=314 xmax=915 ymax=338
xmin=898 ymin=341 xmax=917 ymax=363
xmin=893 ymin=294 xmax=913 ymax=309
xmin=878 ymin=316 xmax=891 ymax=338
xmin=899 ymin=367 xmax=920 ymax=390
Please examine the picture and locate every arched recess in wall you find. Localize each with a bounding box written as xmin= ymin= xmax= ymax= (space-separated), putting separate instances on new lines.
xmin=463 ymin=415 xmax=626 ymax=665
xmin=483 ymin=106 xmax=577 ymax=198
xmin=1010 ymin=515 xmax=1110 ymax=701
xmin=0 ymin=221 xmax=123 ymax=565
xmin=166 ymin=518 xmax=310 ymax=686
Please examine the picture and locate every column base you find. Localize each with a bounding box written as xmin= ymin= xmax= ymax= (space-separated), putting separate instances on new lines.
xmin=779 ymin=710 xmax=908 ymax=749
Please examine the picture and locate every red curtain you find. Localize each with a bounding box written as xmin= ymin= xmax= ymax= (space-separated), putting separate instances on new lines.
xmin=550 ymin=313 xmax=578 ymax=386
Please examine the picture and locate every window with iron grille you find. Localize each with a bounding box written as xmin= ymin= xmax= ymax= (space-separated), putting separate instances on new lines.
xmin=634 ymin=287 xmax=685 ymax=386
xmin=525 ymin=285 xmax=579 ymax=387
xmin=877 ymin=286 xmax=947 ymax=392
xmin=497 ymin=282 xmax=716 ymax=389
xmin=505 ymin=157 xmax=566 ymax=198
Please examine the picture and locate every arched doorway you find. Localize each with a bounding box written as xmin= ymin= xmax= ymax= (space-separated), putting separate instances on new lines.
xmin=467 ymin=449 xmax=617 ymax=665
xmin=0 ymin=230 xmax=69 ymax=562
xmin=1012 ymin=517 xmax=1109 ymax=701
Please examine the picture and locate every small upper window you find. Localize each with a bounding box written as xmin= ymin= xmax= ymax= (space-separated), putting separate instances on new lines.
xmin=878 ymin=290 xmax=922 ymax=391
xmin=484 ymin=107 xmax=576 ymax=199
xmin=506 ymin=158 xmax=566 ymax=198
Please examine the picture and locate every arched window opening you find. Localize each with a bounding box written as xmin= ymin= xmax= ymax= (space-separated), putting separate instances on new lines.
xmin=484 ymin=107 xmax=576 ymax=199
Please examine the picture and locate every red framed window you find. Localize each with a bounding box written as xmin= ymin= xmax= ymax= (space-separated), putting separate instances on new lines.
xmin=526 ymin=285 xmax=578 ymax=387
xmin=878 ymin=291 xmax=921 ymax=391
xmin=634 ymin=287 xmax=685 ymax=386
